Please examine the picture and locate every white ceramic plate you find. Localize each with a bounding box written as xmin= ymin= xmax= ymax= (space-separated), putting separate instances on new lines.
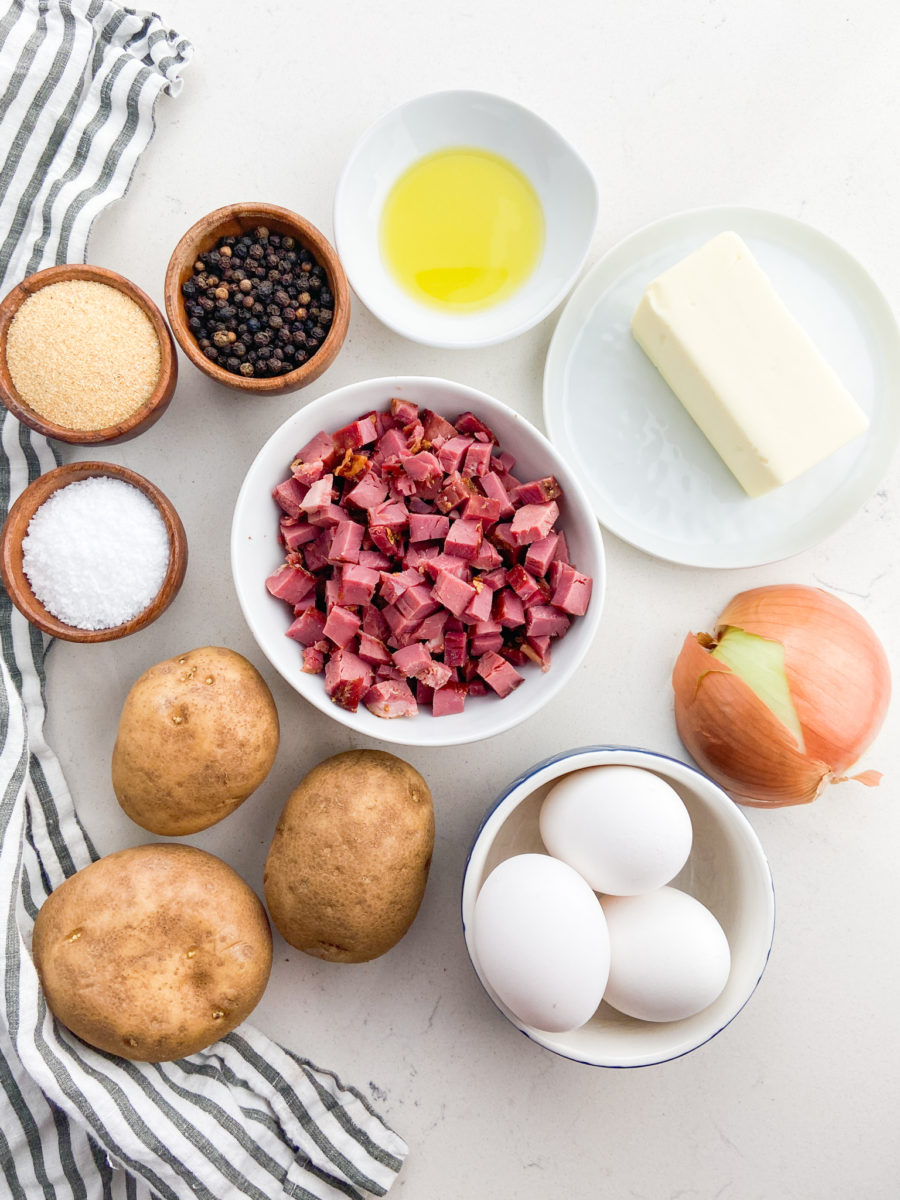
xmin=334 ymin=90 xmax=598 ymax=349
xmin=543 ymin=206 xmax=900 ymax=568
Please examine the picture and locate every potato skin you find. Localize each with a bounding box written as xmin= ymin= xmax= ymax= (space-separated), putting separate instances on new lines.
xmin=111 ymin=646 xmax=279 ymax=835
xmin=264 ymin=750 xmax=434 ymax=963
xmin=32 ymin=844 xmax=272 ymax=1062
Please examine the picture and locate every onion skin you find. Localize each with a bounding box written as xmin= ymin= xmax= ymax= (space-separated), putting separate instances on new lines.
xmin=673 ymin=585 xmax=891 ymax=808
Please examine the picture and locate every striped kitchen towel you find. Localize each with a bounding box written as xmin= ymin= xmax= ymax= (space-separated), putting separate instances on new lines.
xmin=0 ymin=4 xmax=407 ymax=1198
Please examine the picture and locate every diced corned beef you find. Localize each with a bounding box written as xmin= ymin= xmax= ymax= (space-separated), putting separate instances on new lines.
xmin=324 ymin=649 xmax=373 ymax=711
xmin=443 ymin=629 xmax=468 ymax=667
xmin=402 ymin=450 xmax=442 ymax=485
xmin=477 ymin=651 xmax=525 ymax=698
xmin=323 ymin=576 xmax=341 ymax=612
xmin=502 ymin=646 xmax=529 ymax=666
xmin=524 ymin=635 xmax=552 ymax=672
xmin=345 ymin=470 xmax=388 ymax=510
xmin=266 ymin=563 xmax=316 ymax=606
xmin=382 ymin=603 xmax=424 ymax=642
xmin=431 ymin=569 xmax=477 ymax=617
xmin=328 ymin=520 xmax=364 ymax=563
xmin=469 ymin=539 xmax=502 ymax=571
xmin=445 ymin=518 xmax=483 ymax=561
xmin=392 ymin=643 xmax=453 ymax=690
xmin=408 ymin=512 xmax=450 ymax=542
xmin=363 ymin=679 xmax=419 ymax=719
xmin=407 ymin=496 xmax=434 ymax=514
xmin=553 ymin=530 xmax=571 ymax=565
xmin=292 ymin=459 xmax=326 ymax=487
xmin=358 ymin=548 xmax=392 ymax=570
xmin=368 ymin=525 xmax=405 ymax=558
xmin=361 ymin=603 xmax=391 ymax=641
xmin=390 ymin=474 xmax=418 ymax=498
xmin=437 ymin=436 xmax=474 ymax=474
xmin=369 ymin=499 xmax=409 ymax=530
xmin=391 ymin=397 xmax=419 ymax=424
xmin=295 ymin=430 xmax=334 ymax=464
xmin=493 ymin=588 xmax=526 ymax=628
xmin=374 ymin=410 xmax=395 ymax=437
xmin=432 ymin=681 xmax=467 ymax=716
xmin=333 ymin=415 xmax=378 ymax=450
xmin=489 ymin=523 xmax=521 ymax=560
xmin=338 ymin=563 xmax=379 ymax=606
xmin=403 ymin=544 xmax=439 ymax=573
xmin=373 ymin=427 xmax=408 ymax=462
xmin=396 ymin=583 xmax=440 ymax=623
xmin=422 ymin=409 xmax=457 ymax=443
xmin=525 ymin=532 xmax=559 ymax=577
xmin=299 ymin=473 xmax=333 ymax=514
xmin=467 ymin=678 xmax=489 ymax=697
xmin=378 ymin=568 xmax=423 ymax=605
xmin=480 ymin=567 xmax=508 ymax=590
xmin=510 ymin=476 xmax=563 ymax=505
xmin=495 ymin=449 xmax=516 ymax=472
xmin=455 ymin=411 xmax=497 ymax=443
xmin=323 ymin=604 xmax=361 ymax=648
xmin=510 ymin=501 xmax=560 ymax=546
xmin=302 ymin=531 xmax=333 ymax=574
xmin=307 ymin=502 xmax=345 ymax=528
xmin=272 ymin=476 xmax=308 ymax=518
xmin=280 ymin=519 xmax=319 ymax=551
xmin=462 ymin=583 xmax=494 ymax=623
xmin=524 ymin=604 xmax=571 ymax=639
xmin=470 ymin=630 xmax=504 ymax=656
xmin=462 ymin=441 xmax=493 ymax=478
xmin=301 ymin=646 xmax=325 ymax=674
xmin=357 ymin=632 xmax=393 ymax=666
xmin=507 ymin=563 xmax=551 ymax=604
xmin=404 ymin=420 xmax=425 ymax=451
xmin=435 ymin=471 xmax=476 ymax=514
xmin=422 ymin=552 xmax=470 ymax=581
xmin=376 ymin=664 xmax=407 ymax=681
xmin=463 ymin=494 xmax=501 ymax=525
xmin=418 ymin=609 xmax=448 ymax=653
xmin=551 ymin=564 xmax=593 ymax=615
xmin=480 ymin=471 xmax=515 ymax=518
xmin=285 ymin=606 xmax=327 ymax=645
xmin=415 ymin=679 xmax=435 ymax=706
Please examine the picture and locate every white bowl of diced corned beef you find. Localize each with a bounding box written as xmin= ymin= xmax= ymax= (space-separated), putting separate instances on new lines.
xmin=231 ymin=376 xmax=605 ymax=746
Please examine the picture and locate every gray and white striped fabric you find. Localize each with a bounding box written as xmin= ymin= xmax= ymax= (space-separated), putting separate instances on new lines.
xmin=0 ymin=3 xmax=407 ymax=1197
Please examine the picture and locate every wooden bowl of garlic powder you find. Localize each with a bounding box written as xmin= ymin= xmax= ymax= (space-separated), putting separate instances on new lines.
xmin=0 ymin=263 xmax=177 ymax=444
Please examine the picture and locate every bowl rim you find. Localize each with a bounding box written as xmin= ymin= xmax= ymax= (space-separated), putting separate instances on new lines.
xmin=0 ymin=460 xmax=188 ymax=642
xmin=163 ymin=201 xmax=350 ymax=396
xmin=230 ymin=373 xmax=606 ymax=746
xmin=461 ymin=744 xmax=776 ymax=1068
xmin=0 ymin=263 xmax=177 ymax=445
xmin=333 ymin=88 xmax=599 ymax=349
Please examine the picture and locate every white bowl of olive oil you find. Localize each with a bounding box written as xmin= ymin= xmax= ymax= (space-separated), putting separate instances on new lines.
xmin=334 ymin=90 xmax=598 ymax=349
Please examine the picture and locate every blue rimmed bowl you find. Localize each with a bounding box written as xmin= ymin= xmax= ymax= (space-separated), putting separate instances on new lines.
xmin=461 ymin=746 xmax=775 ymax=1067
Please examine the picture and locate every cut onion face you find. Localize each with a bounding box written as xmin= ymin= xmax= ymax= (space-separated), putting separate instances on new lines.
xmin=672 ymin=585 xmax=891 ymax=807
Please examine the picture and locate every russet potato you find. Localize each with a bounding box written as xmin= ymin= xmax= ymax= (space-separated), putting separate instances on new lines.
xmin=111 ymin=645 xmax=279 ymax=835
xmin=264 ymin=749 xmax=434 ymax=963
xmin=32 ymin=844 xmax=272 ymax=1062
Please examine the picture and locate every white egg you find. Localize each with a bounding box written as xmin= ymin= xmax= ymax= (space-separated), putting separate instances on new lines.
xmin=600 ymin=886 xmax=731 ymax=1022
xmin=472 ymin=854 xmax=610 ymax=1034
xmin=539 ymin=765 xmax=693 ymax=895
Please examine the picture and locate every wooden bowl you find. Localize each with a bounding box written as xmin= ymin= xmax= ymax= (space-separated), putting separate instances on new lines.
xmin=0 ymin=462 xmax=188 ymax=643
xmin=0 ymin=264 xmax=177 ymax=444
xmin=164 ymin=202 xmax=350 ymax=396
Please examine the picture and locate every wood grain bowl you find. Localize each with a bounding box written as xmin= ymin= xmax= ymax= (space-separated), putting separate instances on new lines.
xmin=0 ymin=461 xmax=188 ymax=643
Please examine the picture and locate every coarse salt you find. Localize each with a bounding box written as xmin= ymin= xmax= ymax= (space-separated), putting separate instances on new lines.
xmin=22 ymin=477 xmax=170 ymax=630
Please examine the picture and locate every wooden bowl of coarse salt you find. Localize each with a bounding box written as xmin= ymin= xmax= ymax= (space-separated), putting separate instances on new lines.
xmin=0 ymin=264 xmax=177 ymax=444
xmin=0 ymin=462 xmax=188 ymax=643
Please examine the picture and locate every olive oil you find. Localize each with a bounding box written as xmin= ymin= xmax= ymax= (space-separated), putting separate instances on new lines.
xmin=380 ymin=147 xmax=544 ymax=312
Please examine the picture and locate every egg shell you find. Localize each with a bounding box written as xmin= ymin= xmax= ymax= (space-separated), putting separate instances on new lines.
xmin=539 ymin=765 xmax=693 ymax=895
xmin=600 ymin=886 xmax=731 ymax=1023
xmin=472 ymin=853 xmax=609 ymax=1034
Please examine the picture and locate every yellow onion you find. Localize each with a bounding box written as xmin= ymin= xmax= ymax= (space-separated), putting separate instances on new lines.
xmin=673 ymin=584 xmax=890 ymax=807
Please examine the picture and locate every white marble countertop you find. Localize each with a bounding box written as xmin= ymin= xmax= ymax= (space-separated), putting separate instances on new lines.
xmin=45 ymin=2 xmax=900 ymax=1196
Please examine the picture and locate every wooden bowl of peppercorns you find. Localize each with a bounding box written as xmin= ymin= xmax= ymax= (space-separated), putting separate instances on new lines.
xmin=164 ymin=203 xmax=350 ymax=395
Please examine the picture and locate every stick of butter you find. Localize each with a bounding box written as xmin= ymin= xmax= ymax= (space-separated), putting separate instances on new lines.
xmin=631 ymin=231 xmax=869 ymax=497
